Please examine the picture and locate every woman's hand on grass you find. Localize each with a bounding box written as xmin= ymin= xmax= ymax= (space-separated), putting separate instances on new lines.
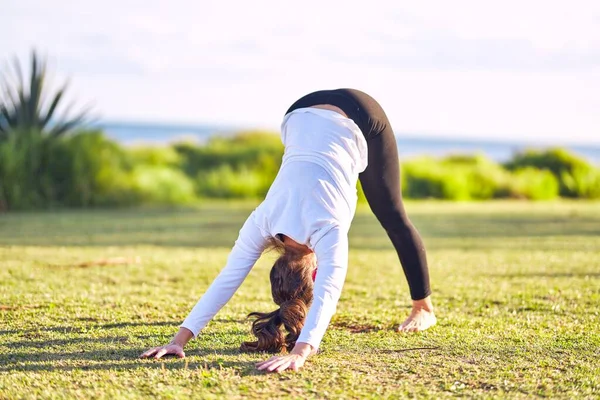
xmin=140 ymin=342 xmax=185 ymax=359
xmin=139 ymin=327 xmax=193 ymax=359
xmin=256 ymin=353 xmax=306 ymax=372
xmin=255 ymin=341 xmax=313 ymax=373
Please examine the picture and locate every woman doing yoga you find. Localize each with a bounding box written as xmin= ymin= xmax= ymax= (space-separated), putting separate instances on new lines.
xmin=140 ymin=89 xmax=436 ymax=372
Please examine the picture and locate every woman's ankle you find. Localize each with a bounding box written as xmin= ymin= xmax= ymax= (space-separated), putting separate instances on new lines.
xmin=412 ymin=296 xmax=434 ymax=312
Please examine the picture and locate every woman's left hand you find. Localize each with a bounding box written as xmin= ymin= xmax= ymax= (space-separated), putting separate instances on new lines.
xmin=256 ymin=353 xmax=306 ymax=373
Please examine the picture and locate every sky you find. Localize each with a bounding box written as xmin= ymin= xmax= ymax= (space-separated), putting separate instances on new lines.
xmin=2 ymin=0 xmax=600 ymax=144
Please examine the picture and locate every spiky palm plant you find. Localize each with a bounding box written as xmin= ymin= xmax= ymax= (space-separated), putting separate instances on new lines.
xmin=0 ymin=51 xmax=92 ymax=210
xmin=0 ymin=51 xmax=90 ymax=141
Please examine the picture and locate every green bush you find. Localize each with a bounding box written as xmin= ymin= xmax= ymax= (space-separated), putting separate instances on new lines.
xmin=196 ymin=165 xmax=271 ymax=199
xmin=47 ymin=131 xmax=139 ymax=207
xmin=128 ymin=146 xmax=182 ymax=167
xmin=175 ymin=131 xmax=283 ymax=177
xmin=1 ymin=124 xmax=597 ymax=210
xmin=403 ymin=159 xmax=464 ymax=199
xmin=561 ymin=165 xmax=600 ymax=199
xmin=0 ymin=130 xmax=46 ymax=210
xmin=402 ymin=155 xmax=511 ymax=200
xmin=508 ymin=168 xmax=560 ymax=200
xmin=0 ymin=130 xmax=139 ymax=210
xmin=176 ymin=131 xmax=282 ymax=200
xmin=443 ymin=155 xmax=511 ymax=199
xmin=131 ymin=165 xmax=196 ymax=205
xmin=53 ymin=132 xmax=200 ymax=207
xmin=504 ymin=148 xmax=598 ymax=197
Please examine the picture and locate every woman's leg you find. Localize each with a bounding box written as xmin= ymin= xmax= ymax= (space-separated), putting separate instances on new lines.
xmin=353 ymin=93 xmax=436 ymax=331
xmin=359 ymin=130 xmax=431 ymax=300
xmin=359 ymin=132 xmax=437 ymax=331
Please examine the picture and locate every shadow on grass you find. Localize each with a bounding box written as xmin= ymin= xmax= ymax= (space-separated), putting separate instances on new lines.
xmin=0 ymin=324 xmax=264 ymax=375
xmin=0 ymin=319 xmax=251 ymax=338
xmin=0 ymin=314 xmax=266 ymax=374
xmin=0 ymin=321 xmax=179 ymax=336
xmin=0 ymin=347 xmax=264 ymax=374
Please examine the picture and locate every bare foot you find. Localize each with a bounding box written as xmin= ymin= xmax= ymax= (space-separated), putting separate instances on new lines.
xmin=397 ymin=297 xmax=437 ymax=332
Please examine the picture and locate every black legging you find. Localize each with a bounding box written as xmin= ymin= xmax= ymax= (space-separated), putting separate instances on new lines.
xmin=286 ymin=88 xmax=431 ymax=300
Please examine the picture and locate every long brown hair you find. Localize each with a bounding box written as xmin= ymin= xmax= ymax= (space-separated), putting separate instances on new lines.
xmin=241 ymin=238 xmax=315 ymax=353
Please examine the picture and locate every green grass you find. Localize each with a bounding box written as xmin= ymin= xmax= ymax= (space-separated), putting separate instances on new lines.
xmin=1 ymin=201 xmax=599 ymax=399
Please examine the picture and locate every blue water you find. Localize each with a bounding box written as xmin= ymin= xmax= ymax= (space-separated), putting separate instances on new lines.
xmin=98 ymin=121 xmax=600 ymax=164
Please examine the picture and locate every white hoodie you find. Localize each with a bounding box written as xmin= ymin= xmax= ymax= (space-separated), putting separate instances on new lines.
xmin=181 ymin=107 xmax=368 ymax=350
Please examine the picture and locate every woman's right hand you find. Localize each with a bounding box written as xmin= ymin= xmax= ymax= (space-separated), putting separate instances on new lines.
xmin=140 ymin=342 xmax=185 ymax=359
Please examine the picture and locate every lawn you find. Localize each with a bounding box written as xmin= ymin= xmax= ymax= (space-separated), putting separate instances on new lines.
xmin=0 ymin=201 xmax=599 ymax=399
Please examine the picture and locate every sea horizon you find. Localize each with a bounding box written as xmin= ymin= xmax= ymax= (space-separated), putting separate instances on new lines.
xmin=96 ymin=120 xmax=600 ymax=164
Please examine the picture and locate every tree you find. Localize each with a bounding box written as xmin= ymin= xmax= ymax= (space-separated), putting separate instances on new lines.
xmin=0 ymin=50 xmax=92 ymax=211
xmin=0 ymin=50 xmax=90 ymax=141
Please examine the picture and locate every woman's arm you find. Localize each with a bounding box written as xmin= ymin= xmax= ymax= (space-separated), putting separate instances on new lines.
xmin=297 ymin=226 xmax=348 ymax=349
xmin=256 ymin=227 xmax=349 ymax=372
xmin=180 ymin=212 xmax=268 ymax=336
xmin=140 ymin=212 xmax=267 ymax=359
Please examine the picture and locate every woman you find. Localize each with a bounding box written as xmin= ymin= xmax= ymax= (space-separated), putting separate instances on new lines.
xmin=140 ymin=89 xmax=436 ymax=372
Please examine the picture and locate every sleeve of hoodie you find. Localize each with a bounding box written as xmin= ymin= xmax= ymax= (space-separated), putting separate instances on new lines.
xmin=180 ymin=211 xmax=268 ymax=337
xmin=296 ymin=226 xmax=348 ymax=350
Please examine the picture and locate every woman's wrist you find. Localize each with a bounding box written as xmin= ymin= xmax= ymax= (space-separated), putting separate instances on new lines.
xmin=170 ymin=327 xmax=194 ymax=347
xmin=291 ymin=342 xmax=314 ymax=358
